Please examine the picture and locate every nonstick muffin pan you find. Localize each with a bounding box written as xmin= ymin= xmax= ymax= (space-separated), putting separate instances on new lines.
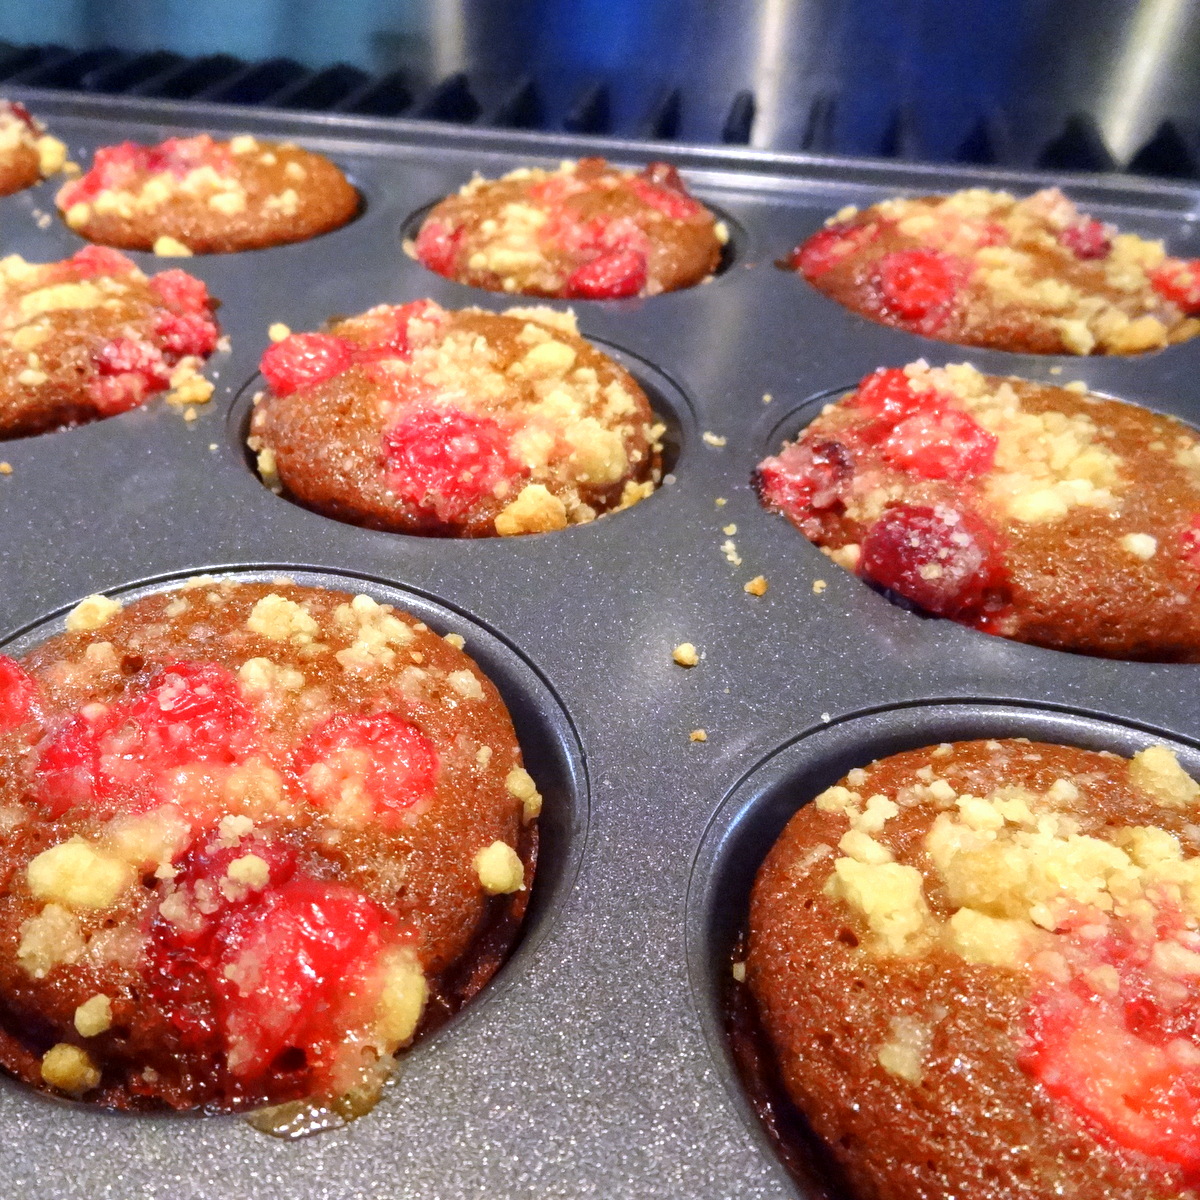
xmin=1 ymin=89 xmax=1199 ymax=1200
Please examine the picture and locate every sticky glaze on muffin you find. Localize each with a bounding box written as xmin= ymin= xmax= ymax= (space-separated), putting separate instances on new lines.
xmin=746 ymin=737 xmax=1200 ymax=1200
xmin=408 ymin=157 xmax=725 ymax=299
xmin=788 ymin=187 xmax=1200 ymax=355
xmin=0 ymin=101 xmax=66 ymax=196
xmin=0 ymin=579 xmax=541 ymax=1114
xmin=0 ymin=246 xmax=220 ymax=438
xmin=56 ymin=134 xmax=358 ymax=254
xmin=755 ymin=362 xmax=1200 ymax=660
xmin=249 ymin=301 xmax=664 ymax=536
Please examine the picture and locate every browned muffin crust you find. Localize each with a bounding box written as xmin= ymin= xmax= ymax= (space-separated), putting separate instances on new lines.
xmin=748 ymin=738 xmax=1200 ymax=1200
xmin=0 ymin=580 xmax=542 ymax=1114
xmin=788 ymin=188 xmax=1200 ymax=355
xmin=409 ymin=157 xmax=725 ymax=299
xmin=249 ymin=301 xmax=664 ymax=537
xmin=56 ymin=134 xmax=358 ymax=254
xmin=0 ymin=101 xmax=66 ymax=197
xmin=755 ymin=362 xmax=1200 ymax=660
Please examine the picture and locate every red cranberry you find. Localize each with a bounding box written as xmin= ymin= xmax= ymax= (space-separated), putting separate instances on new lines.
xmin=382 ymin=406 xmax=520 ymax=521
xmin=564 ymin=248 xmax=648 ymax=299
xmin=1180 ymin=515 xmax=1200 ymax=569
xmin=873 ymin=249 xmax=962 ymax=322
xmin=153 ymin=311 xmax=219 ymax=359
xmin=260 ymin=333 xmax=355 ymax=396
xmin=148 ymin=268 xmax=212 ymax=316
xmin=858 ymin=502 xmax=1007 ymax=618
xmin=5 ymin=101 xmax=38 ymax=134
xmin=414 ymin=219 xmax=464 ymax=277
xmin=627 ymin=171 xmax=703 ymax=220
xmin=0 ymin=656 xmax=34 ymax=732
xmin=754 ymin=439 xmax=853 ymax=519
xmin=1151 ymin=259 xmax=1200 ymax=314
xmin=86 ymin=373 xmax=151 ymax=415
xmin=882 ymin=408 xmax=997 ymax=480
xmin=791 ymin=223 xmax=878 ymax=279
xmin=351 ymin=300 xmax=439 ymax=361
xmin=1059 ymin=218 xmax=1112 ymax=259
xmin=93 ymin=337 xmax=170 ymax=389
xmin=65 ymin=245 xmax=137 ymax=281
xmin=293 ymin=712 xmax=439 ymax=824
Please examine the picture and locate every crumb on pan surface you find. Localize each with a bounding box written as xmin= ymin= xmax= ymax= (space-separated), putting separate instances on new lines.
xmin=0 ymin=247 xmax=222 ymax=439
xmin=754 ymin=361 xmax=1200 ymax=661
xmin=747 ymin=737 xmax=1200 ymax=1200
xmin=248 ymin=300 xmax=664 ymax=537
xmin=410 ymin=157 xmax=722 ymax=299
xmin=788 ymin=186 xmax=1200 ymax=355
xmin=0 ymin=579 xmax=540 ymax=1116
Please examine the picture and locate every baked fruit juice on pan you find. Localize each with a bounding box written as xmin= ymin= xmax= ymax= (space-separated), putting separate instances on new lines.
xmin=2 ymin=89 xmax=1200 ymax=1200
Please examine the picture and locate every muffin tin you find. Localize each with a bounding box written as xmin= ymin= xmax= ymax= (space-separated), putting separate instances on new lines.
xmin=1 ymin=88 xmax=1199 ymax=1200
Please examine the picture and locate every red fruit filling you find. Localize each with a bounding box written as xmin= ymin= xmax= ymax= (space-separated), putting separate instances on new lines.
xmin=153 ymin=311 xmax=219 ymax=359
xmin=261 ymin=332 xmax=355 ymax=396
xmin=294 ymin=712 xmax=439 ymax=824
xmin=85 ymin=374 xmax=151 ymax=416
xmin=350 ymin=300 xmax=439 ymax=361
xmin=754 ymin=439 xmax=853 ymax=520
xmin=94 ymin=337 xmax=170 ymax=387
xmin=34 ymin=661 xmax=256 ymax=817
xmin=1151 ymin=259 xmax=1200 ymax=314
xmin=61 ymin=245 xmax=137 ymax=281
xmin=627 ymin=163 xmax=703 ymax=220
xmin=565 ymin=248 xmax=648 ymax=299
xmin=149 ymin=268 xmax=212 ymax=316
xmin=882 ymin=407 xmax=997 ymax=480
xmin=414 ymin=219 xmax=464 ymax=277
xmin=851 ymin=368 xmax=945 ymax=436
xmin=791 ymin=223 xmax=879 ymax=279
xmin=0 ymin=656 xmax=35 ymax=732
xmin=60 ymin=135 xmax=233 ymax=209
xmin=1022 ymin=919 xmax=1200 ymax=1175
xmin=1181 ymin=515 xmax=1200 ymax=569
xmin=381 ymin=406 xmax=520 ymax=521
xmin=1059 ymin=219 xmax=1112 ymax=260
xmin=4 ymin=101 xmax=38 ymax=135
xmin=873 ymin=249 xmax=962 ymax=322
xmin=858 ymin=502 xmax=1007 ymax=618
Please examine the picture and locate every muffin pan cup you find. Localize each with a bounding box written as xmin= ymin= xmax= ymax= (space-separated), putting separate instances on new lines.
xmin=1 ymin=88 xmax=1199 ymax=1199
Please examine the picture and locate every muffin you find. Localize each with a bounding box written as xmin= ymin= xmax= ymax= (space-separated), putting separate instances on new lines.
xmin=408 ymin=157 xmax=725 ymax=299
xmin=754 ymin=362 xmax=1200 ymax=660
xmin=746 ymin=737 xmax=1200 ymax=1200
xmin=56 ymin=134 xmax=358 ymax=254
xmin=0 ymin=246 xmax=220 ymax=438
xmin=0 ymin=579 xmax=541 ymax=1114
xmin=249 ymin=301 xmax=665 ymax=536
xmin=0 ymin=101 xmax=67 ymax=196
xmin=787 ymin=187 xmax=1200 ymax=354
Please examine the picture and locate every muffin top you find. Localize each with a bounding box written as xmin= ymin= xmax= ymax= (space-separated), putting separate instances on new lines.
xmin=0 ymin=246 xmax=220 ymax=438
xmin=748 ymin=737 xmax=1200 ymax=1200
xmin=0 ymin=101 xmax=67 ymax=197
xmin=409 ymin=157 xmax=725 ymax=299
xmin=755 ymin=361 xmax=1200 ymax=660
xmin=0 ymin=580 xmax=540 ymax=1113
xmin=250 ymin=301 xmax=664 ymax=537
xmin=789 ymin=187 xmax=1200 ymax=355
xmin=56 ymin=133 xmax=358 ymax=254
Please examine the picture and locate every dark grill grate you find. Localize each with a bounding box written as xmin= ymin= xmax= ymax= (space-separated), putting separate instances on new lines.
xmin=2 ymin=40 xmax=1198 ymax=177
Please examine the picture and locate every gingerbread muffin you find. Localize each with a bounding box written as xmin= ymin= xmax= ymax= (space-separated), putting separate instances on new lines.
xmin=746 ymin=737 xmax=1200 ymax=1200
xmin=0 ymin=246 xmax=220 ymax=439
xmin=0 ymin=579 xmax=541 ymax=1114
xmin=56 ymin=133 xmax=358 ymax=254
xmin=249 ymin=301 xmax=664 ymax=536
xmin=755 ymin=362 xmax=1200 ymax=660
xmin=0 ymin=101 xmax=67 ymax=196
xmin=788 ymin=187 xmax=1200 ymax=355
xmin=408 ymin=157 xmax=725 ymax=299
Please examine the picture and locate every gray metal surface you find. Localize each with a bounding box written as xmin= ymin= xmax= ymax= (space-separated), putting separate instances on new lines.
xmin=0 ymin=90 xmax=1199 ymax=1200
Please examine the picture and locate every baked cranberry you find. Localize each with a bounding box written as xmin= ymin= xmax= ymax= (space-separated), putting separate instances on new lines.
xmin=65 ymin=245 xmax=136 ymax=280
xmin=565 ymin=248 xmax=648 ymax=299
xmin=414 ymin=219 xmax=464 ymax=277
xmin=382 ymin=406 xmax=520 ymax=521
xmin=294 ymin=712 xmax=439 ymax=824
xmin=261 ymin=332 xmax=355 ymax=396
xmin=791 ymin=223 xmax=878 ymax=278
xmin=35 ymin=661 xmax=255 ymax=817
xmin=351 ymin=300 xmax=439 ymax=361
xmin=1180 ymin=515 xmax=1200 ymax=569
xmin=628 ymin=171 xmax=703 ymax=220
xmin=94 ymin=337 xmax=170 ymax=388
xmin=5 ymin=101 xmax=38 ymax=134
xmin=1151 ymin=259 xmax=1200 ymax=313
xmin=0 ymin=657 xmax=34 ymax=732
xmin=153 ymin=311 xmax=219 ymax=359
xmin=86 ymin=373 xmax=150 ymax=415
xmin=148 ymin=268 xmax=212 ymax=316
xmin=858 ymin=503 xmax=1006 ymax=617
xmin=882 ymin=408 xmax=997 ymax=480
xmin=153 ymin=134 xmax=233 ymax=178
xmin=874 ymin=249 xmax=962 ymax=322
xmin=1059 ymin=218 xmax=1112 ymax=259
xmin=58 ymin=141 xmax=145 ymax=207
xmin=851 ymin=368 xmax=935 ymax=431
xmin=754 ymin=439 xmax=853 ymax=519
